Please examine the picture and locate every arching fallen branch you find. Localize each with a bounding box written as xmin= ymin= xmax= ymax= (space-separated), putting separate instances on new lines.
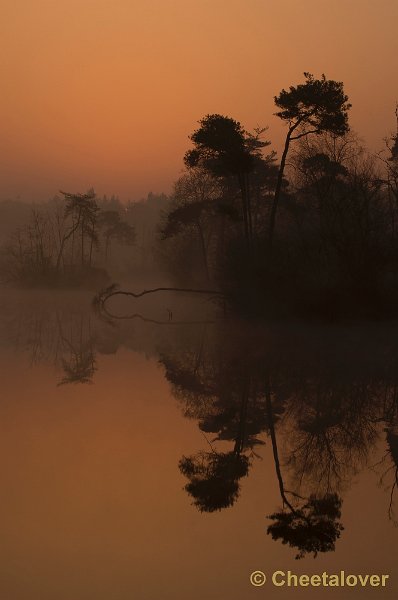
xmin=92 ymin=283 xmax=227 ymax=320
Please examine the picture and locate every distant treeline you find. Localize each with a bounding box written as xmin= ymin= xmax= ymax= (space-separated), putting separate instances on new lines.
xmin=0 ymin=191 xmax=168 ymax=288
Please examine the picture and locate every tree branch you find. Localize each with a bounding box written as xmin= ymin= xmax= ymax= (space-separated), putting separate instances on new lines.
xmin=291 ymin=129 xmax=321 ymax=140
xmin=93 ymin=285 xmax=226 ymax=320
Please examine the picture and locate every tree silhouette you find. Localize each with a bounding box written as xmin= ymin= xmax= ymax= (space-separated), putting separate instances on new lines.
xmin=58 ymin=347 xmax=97 ymax=385
xmin=386 ymin=428 xmax=398 ymax=520
xmin=269 ymin=73 xmax=351 ymax=249
xmin=179 ymin=450 xmax=250 ymax=512
xmin=56 ymin=312 xmax=97 ymax=385
xmin=382 ymin=106 xmax=398 ymax=211
xmin=184 ymin=114 xmax=271 ymax=251
xmin=57 ymin=189 xmax=99 ymax=269
xmin=98 ymin=210 xmax=135 ymax=261
xmin=265 ymin=379 xmax=344 ymax=559
xmin=160 ymin=169 xmax=222 ymax=281
xmin=267 ymin=493 xmax=344 ymax=559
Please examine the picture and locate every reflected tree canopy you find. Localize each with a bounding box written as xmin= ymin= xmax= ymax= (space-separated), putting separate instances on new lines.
xmin=267 ymin=493 xmax=344 ymax=559
xmin=179 ymin=451 xmax=250 ymax=512
xmin=2 ymin=293 xmax=398 ymax=557
xmin=157 ymin=318 xmax=398 ymax=557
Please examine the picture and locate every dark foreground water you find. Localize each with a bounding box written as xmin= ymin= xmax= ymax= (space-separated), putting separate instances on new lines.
xmin=0 ymin=291 xmax=397 ymax=599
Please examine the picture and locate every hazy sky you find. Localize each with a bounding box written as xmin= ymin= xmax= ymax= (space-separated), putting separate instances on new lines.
xmin=1 ymin=0 xmax=397 ymax=202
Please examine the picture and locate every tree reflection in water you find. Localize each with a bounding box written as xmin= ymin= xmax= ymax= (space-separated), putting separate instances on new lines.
xmin=179 ymin=451 xmax=250 ymax=512
xmin=158 ymin=320 xmax=398 ymax=557
xmin=56 ymin=311 xmax=97 ymax=385
xmin=2 ymin=294 xmax=398 ymax=558
xmin=267 ymin=493 xmax=343 ymax=559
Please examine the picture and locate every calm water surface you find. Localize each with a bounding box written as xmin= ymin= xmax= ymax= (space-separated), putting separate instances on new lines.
xmin=0 ymin=291 xmax=397 ymax=599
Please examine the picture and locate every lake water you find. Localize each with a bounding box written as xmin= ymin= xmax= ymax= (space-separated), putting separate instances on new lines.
xmin=0 ymin=291 xmax=397 ymax=599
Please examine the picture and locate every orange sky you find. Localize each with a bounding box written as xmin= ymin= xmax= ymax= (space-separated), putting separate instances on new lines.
xmin=1 ymin=0 xmax=397 ymax=203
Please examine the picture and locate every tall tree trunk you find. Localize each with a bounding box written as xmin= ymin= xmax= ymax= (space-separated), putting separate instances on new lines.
xmin=89 ymin=222 xmax=95 ymax=267
xmin=56 ymin=216 xmax=81 ymax=272
xmin=234 ymin=373 xmax=250 ymax=455
xmin=268 ymin=130 xmax=292 ymax=252
xmin=265 ymin=379 xmax=297 ymax=514
xmin=238 ymin=172 xmax=251 ymax=253
xmin=244 ymin=172 xmax=253 ymax=245
xmin=81 ymin=222 xmax=85 ymax=267
xmin=105 ymin=233 xmax=111 ymax=261
xmin=196 ymin=222 xmax=210 ymax=281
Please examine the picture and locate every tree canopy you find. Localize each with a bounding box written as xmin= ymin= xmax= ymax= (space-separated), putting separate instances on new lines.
xmin=274 ymin=72 xmax=351 ymax=138
xmin=184 ymin=114 xmax=252 ymax=176
xmin=268 ymin=73 xmax=351 ymax=248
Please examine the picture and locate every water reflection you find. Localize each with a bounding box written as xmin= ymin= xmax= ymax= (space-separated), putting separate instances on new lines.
xmin=156 ymin=319 xmax=398 ymax=558
xmin=1 ymin=292 xmax=398 ymax=563
xmin=1 ymin=295 xmax=98 ymax=385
